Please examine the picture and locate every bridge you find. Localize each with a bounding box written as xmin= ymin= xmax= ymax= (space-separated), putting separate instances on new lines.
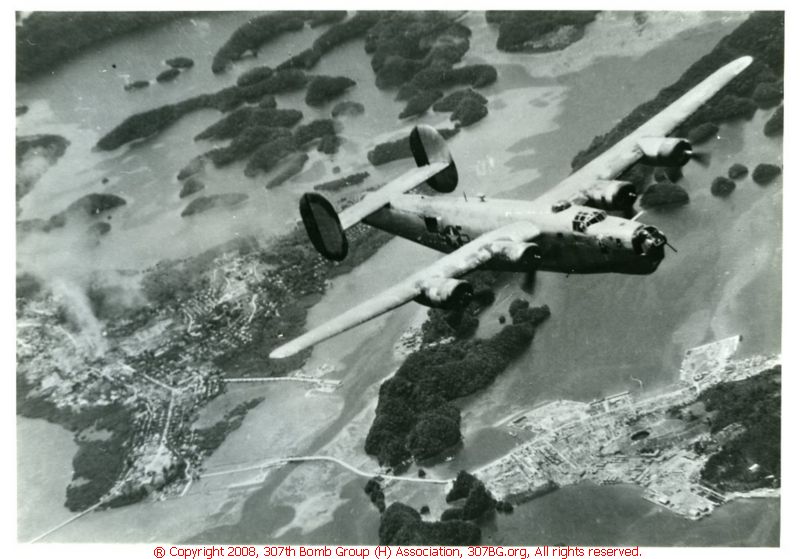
xmin=202 ymin=455 xmax=451 ymax=485
xmin=222 ymin=376 xmax=341 ymax=388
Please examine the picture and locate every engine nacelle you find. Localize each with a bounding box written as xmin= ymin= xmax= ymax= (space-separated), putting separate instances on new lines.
xmin=414 ymin=278 xmax=473 ymax=309
xmin=577 ymin=180 xmax=637 ymax=213
xmin=637 ymin=136 xmax=693 ymax=167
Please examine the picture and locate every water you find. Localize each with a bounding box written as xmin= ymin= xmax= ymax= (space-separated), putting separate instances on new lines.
xmin=17 ymin=418 xmax=78 ymax=542
xmin=17 ymin=11 xmax=779 ymax=545
xmin=485 ymin=483 xmax=779 ymax=547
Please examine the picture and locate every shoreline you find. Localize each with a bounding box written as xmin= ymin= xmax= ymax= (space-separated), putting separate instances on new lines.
xmin=15 ymin=9 xmax=780 ymax=548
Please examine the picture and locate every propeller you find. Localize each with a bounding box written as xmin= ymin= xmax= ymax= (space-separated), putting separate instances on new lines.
xmin=687 ymin=150 xmax=711 ymax=167
xmin=521 ymin=270 xmax=537 ymax=294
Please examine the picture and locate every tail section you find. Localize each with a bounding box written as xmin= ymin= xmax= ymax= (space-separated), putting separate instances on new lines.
xmin=409 ymin=125 xmax=458 ymax=193
xmin=299 ymin=125 xmax=459 ymax=261
xmin=299 ymin=192 xmax=348 ymax=261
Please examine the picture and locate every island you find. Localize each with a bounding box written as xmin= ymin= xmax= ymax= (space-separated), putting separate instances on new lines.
xmin=728 ymin=163 xmax=749 ymax=179
xmin=711 ymin=176 xmax=736 ymax=197
xmin=155 ymin=67 xmax=181 ymax=83
xmin=165 ymin=56 xmax=194 ymax=69
xmin=181 ymin=193 xmax=248 ymax=217
xmin=305 ymin=75 xmax=356 ymax=107
xmin=365 ymin=298 xmax=550 ymax=470
xmin=313 ymin=171 xmax=370 ymax=192
xmin=752 ymin=163 xmax=782 ymax=185
xmin=486 ymin=11 xmax=598 ymax=53
xmin=764 ymin=105 xmax=783 ymax=137
xmin=639 ymin=182 xmax=690 ymax=209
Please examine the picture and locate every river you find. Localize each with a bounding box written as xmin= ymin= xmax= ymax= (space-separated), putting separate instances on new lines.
xmin=17 ymin=11 xmax=780 ymax=546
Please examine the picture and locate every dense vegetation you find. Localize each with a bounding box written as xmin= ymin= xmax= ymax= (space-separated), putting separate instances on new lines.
xmin=212 ymin=13 xmax=306 ymax=74
xmin=711 ymin=176 xmax=736 ymax=197
xmin=17 ymin=12 xmax=185 ymax=81
xmin=165 ymin=56 xmax=194 ymax=69
xmin=364 ymin=477 xmax=386 ymax=512
xmin=206 ymin=127 xmax=292 ymax=168
xmin=399 ymin=90 xmax=442 ymax=119
xmin=639 ymin=182 xmax=690 ymax=209
xmin=194 ymin=398 xmax=264 ymax=454
xmin=124 ymin=80 xmax=150 ymax=92
xmin=16 ymin=134 xmax=69 ymax=164
xmin=332 ymin=101 xmax=365 ymax=117
xmin=314 ymin=172 xmax=370 ymax=192
xmin=179 ymin=177 xmax=205 ymax=198
xmin=156 ymin=68 xmax=181 ymax=83
xmin=486 ymin=11 xmax=598 ymax=53
xmin=451 ymin=98 xmax=489 ymax=127
xmin=365 ymin=299 xmax=550 ymax=469
xmin=305 ymin=76 xmax=356 ymax=106
xmin=97 ymin=75 xmax=304 ymax=151
xmin=433 ymin=89 xmax=488 ymax=112
xmin=763 ymin=105 xmax=783 ymax=137
xmin=379 ymin=503 xmax=480 ymax=545
xmin=443 ymin=470 xmax=511 ymax=520
xmin=752 ymin=163 xmax=782 ymax=185
xmin=367 ymin=127 xmax=458 ymax=166
xmin=687 ymin=122 xmax=719 ymax=144
xmin=728 ymin=163 xmax=749 ymax=179
xmin=572 ymin=12 xmax=784 ymax=172
xmin=181 ymin=193 xmax=248 ymax=217
xmin=195 ymin=108 xmax=302 ymax=141
xmin=699 ymin=366 xmax=780 ymax=491
xmin=359 ymin=12 xmax=497 ymax=124
xmin=265 ymin=153 xmax=309 ymax=189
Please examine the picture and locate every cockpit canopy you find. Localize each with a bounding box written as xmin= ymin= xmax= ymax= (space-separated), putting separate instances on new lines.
xmin=572 ymin=210 xmax=607 ymax=233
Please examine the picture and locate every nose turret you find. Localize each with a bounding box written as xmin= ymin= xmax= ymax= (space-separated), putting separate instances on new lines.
xmin=633 ymin=225 xmax=667 ymax=260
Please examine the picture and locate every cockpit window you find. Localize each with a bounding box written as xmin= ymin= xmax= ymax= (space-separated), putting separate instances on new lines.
xmin=572 ymin=210 xmax=607 ymax=233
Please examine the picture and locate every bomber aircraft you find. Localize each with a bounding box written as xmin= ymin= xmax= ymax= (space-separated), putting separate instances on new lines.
xmin=269 ymin=56 xmax=753 ymax=359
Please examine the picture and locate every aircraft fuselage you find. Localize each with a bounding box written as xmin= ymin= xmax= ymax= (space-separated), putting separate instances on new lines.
xmin=364 ymin=194 xmax=666 ymax=275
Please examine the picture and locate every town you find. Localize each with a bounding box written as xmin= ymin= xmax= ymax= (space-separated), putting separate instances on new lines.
xmin=475 ymin=336 xmax=780 ymax=520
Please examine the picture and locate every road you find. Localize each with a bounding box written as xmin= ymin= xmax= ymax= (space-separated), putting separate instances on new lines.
xmin=202 ymin=455 xmax=452 ymax=485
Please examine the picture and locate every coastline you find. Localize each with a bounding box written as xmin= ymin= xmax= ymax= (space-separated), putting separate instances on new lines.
xmin=16 ymin=10 xmax=780 ymax=546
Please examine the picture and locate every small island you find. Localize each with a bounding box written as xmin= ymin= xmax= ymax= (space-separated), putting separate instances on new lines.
xmin=179 ymin=177 xmax=205 ymax=198
xmin=331 ymin=100 xmax=365 ymax=118
xmin=313 ymin=172 xmax=370 ymax=192
xmin=486 ymin=11 xmax=598 ymax=52
xmin=165 ymin=56 xmax=194 ymax=69
xmin=764 ymin=106 xmax=783 ymax=137
xmin=711 ymin=176 xmax=736 ymax=197
xmin=687 ymin=122 xmax=719 ymax=144
xmin=181 ymin=193 xmax=248 ymax=217
xmin=639 ymin=182 xmax=690 ymax=209
xmin=305 ymin=75 xmax=356 ymax=107
xmin=728 ymin=163 xmax=749 ymax=179
xmin=155 ymin=67 xmax=181 ymax=83
xmin=752 ymin=163 xmax=782 ymax=186
xmin=124 ymin=80 xmax=150 ymax=92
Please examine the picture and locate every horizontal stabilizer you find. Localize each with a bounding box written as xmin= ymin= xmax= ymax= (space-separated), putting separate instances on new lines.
xmin=338 ymin=160 xmax=450 ymax=230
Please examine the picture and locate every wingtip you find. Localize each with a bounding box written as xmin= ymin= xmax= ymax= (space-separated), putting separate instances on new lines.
xmin=735 ymin=55 xmax=754 ymax=70
xmin=269 ymin=346 xmax=293 ymax=359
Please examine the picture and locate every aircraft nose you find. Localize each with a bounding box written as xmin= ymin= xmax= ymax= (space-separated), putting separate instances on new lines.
xmin=633 ymin=225 xmax=667 ymax=258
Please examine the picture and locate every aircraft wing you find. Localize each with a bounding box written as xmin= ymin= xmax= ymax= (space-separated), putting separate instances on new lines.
xmin=533 ymin=55 xmax=753 ymax=207
xmin=269 ymin=221 xmax=540 ymax=358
